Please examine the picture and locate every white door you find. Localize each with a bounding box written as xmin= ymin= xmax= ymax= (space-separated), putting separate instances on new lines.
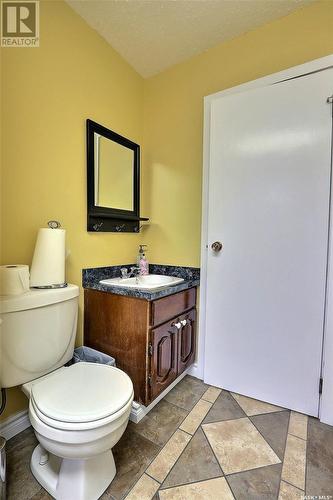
xmin=204 ymin=69 xmax=333 ymax=416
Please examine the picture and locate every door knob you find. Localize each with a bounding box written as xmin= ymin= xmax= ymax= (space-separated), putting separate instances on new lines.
xmin=211 ymin=241 xmax=223 ymax=252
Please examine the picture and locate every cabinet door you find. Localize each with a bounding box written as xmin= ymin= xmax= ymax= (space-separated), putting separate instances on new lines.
xmin=150 ymin=321 xmax=178 ymax=401
xmin=178 ymin=309 xmax=196 ymax=375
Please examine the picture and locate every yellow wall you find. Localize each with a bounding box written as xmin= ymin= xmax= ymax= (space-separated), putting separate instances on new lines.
xmin=2 ymin=0 xmax=333 ymax=422
xmin=0 ymin=0 xmax=144 ymax=421
xmin=142 ymin=0 xmax=333 ymax=266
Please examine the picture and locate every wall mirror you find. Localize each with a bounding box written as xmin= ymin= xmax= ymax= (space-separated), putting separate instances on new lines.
xmin=87 ymin=119 xmax=148 ymax=232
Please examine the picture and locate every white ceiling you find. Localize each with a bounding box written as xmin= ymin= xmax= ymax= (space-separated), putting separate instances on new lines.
xmin=67 ymin=0 xmax=313 ymax=78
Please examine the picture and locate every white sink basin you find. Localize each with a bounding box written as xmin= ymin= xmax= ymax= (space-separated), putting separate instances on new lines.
xmin=99 ymin=274 xmax=184 ymax=291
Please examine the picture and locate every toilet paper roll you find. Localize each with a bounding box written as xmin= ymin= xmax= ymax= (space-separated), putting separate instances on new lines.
xmin=30 ymin=228 xmax=66 ymax=287
xmin=0 ymin=265 xmax=30 ymax=295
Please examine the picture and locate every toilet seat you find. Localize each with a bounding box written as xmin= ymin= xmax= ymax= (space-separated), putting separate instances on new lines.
xmin=28 ymin=364 xmax=134 ymax=497
xmin=30 ymin=362 xmax=133 ymax=431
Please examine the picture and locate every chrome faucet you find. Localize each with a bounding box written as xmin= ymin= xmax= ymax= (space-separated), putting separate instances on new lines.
xmin=120 ymin=268 xmax=129 ymax=279
xmin=129 ymin=266 xmax=141 ymax=278
xmin=120 ymin=266 xmax=141 ymax=282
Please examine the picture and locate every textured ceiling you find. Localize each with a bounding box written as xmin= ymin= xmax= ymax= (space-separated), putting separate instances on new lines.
xmin=67 ymin=0 xmax=313 ymax=77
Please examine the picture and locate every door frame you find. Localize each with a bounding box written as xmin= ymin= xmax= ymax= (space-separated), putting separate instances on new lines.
xmin=195 ymin=54 xmax=333 ymax=425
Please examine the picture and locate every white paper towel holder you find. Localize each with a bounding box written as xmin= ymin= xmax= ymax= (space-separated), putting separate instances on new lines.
xmin=30 ymin=221 xmax=68 ymax=290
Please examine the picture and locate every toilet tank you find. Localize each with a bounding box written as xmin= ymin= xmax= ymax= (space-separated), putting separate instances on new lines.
xmin=0 ymin=285 xmax=79 ymax=388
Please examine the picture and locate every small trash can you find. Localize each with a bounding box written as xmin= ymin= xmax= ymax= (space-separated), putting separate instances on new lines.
xmin=71 ymin=346 xmax=116 ymax=367
xmin=0 ymin=436 xmax=6 ymax=500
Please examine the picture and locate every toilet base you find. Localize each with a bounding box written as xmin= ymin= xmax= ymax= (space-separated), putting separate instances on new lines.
xmin=31 ymin=444 xmax=116 ymax=500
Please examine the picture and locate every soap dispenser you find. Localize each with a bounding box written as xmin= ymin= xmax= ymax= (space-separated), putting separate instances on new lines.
xmin=138 ymin=245 xmax=148 ymax=276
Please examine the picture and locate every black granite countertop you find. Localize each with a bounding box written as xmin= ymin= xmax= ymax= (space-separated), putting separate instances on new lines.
xmin=82 ymin=264 xmax=200 ymax=301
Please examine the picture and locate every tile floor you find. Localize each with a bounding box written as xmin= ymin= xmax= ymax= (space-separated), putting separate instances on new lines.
xmin=6 ymin=375 xmax=333 ymax=499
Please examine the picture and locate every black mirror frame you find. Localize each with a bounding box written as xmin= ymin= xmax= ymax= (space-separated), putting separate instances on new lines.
xmin=87 ymin=119 xmax=147 ymax=232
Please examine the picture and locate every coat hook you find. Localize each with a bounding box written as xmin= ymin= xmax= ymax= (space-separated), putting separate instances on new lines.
xmin=93 ymin=221 xmax=103 ymax=231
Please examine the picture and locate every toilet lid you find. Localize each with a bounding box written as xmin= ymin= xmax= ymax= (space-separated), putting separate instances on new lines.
xmin=31 ymin=362 xmax=133 ymax=424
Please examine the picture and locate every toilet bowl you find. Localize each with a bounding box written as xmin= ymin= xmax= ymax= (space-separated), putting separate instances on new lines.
xmin=24 ymin=362 xmax=134 ymax=500
xmin=1 ymin=285 xmax=134 ymax=500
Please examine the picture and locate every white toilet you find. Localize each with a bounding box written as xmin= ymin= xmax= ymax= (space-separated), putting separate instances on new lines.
xmin=0 ymin=284 xmax=134 ymax=500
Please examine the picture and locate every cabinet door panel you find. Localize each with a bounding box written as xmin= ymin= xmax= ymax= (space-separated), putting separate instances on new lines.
xmin=157 ymin=337 xmax=173 ymax=381
xmin=178 ymin=309 xmax=196 ymax=375
xmin=150 ymin=322 xmax=178 ymax=400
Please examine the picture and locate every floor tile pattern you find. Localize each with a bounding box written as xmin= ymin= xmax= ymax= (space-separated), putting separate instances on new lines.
xmin=201 ymin=386 xmax=221 ymax=403
xmin=306 ymin=416 xmax=333 ymax=496
xmin=5 ymin=375 xmax=333 ymax=500
xmin=202 ymin=417 xmax=281 ymax=475
xmin=146 ymin=429 xmax=191 ymax=483
xmin=203 ymin=390 xmax=246 ymax=423
xmin=161 ymin=428 xmax=221 ymax=489
xmin=104 ymin=430 xmax=161 ymax=499
xmin=230 ymin=393 xmax=284 ymax=417
xmin=278 ymin=480 xmax=304 ymax=500
xmin=179 ymin=398 xmax=212 ymax=435
xmin=128 ymin=399 xmax=187 ymax=447
xmin=159 ymin=477 xmax=234 ymax=500
xmin=125 ymin=474 xmax=159 ymax=500
xmin=288 ymin=411 xmax=308 ymax=440
xmin=227 ymin=464 xmax=282 ymax=500
xmin=250 ymin=411 xmax=289 ymax=460
xmin=164 ymin=376 xmax=209 ymax=411
xmin=281 ymin=433 xmax=306 ymax=490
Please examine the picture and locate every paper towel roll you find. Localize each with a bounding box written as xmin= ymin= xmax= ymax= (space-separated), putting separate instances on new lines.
xmin=30 ymin=228 xmax=66 ymax=287
xmin=0 ymin=265 xmax=30 ymax=295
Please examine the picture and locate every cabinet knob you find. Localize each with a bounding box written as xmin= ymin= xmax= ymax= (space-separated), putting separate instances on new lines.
xmin=172 ymin=321 xmax=182 ymax=330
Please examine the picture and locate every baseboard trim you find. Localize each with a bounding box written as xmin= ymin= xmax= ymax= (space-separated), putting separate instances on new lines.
xmin=188 ymin=362 xmax=203 ymax=379
xmin=0 ymin=409 xmax=31 ymax=441
xmin=130 ymin=367 xmax=197 ymax=424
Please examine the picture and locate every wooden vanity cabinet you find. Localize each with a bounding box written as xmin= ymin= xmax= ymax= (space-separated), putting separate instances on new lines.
xmin=84 ymin=287 xmax=197 ymax=406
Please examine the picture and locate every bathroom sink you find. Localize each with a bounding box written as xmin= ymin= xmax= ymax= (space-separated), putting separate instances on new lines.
xmin=99 ymin=274 xmax=184 ymax=291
